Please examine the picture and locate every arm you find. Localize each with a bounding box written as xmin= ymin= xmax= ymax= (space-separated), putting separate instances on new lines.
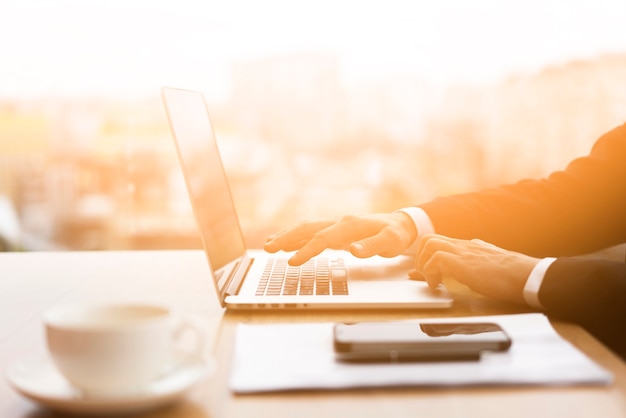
xmin=539 ymin=258 xmax=626 ymax=358
xmin=419 ymin=123 xmax=626 ymax=257
xmin=265 ymin=124 xmax=626 ymax=264
xmin=413 ymin=234 xmax=626 ymax=359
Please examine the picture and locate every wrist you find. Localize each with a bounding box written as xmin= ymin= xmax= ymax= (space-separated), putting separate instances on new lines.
xmin=523 ymin=257 xmax=556 ymax=309
xmin=394 ymin=211 xmax=417 ymax=243
xmin=395 ymin=207 xmax=435 ymax=254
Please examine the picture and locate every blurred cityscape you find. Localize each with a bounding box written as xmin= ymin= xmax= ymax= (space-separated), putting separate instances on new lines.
xmin=1 ymin=52 xmax=625 ymax=251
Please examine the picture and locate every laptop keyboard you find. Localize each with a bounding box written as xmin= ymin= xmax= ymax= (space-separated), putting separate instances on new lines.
xmin=256 ymin=257 xmax=349 ymax=296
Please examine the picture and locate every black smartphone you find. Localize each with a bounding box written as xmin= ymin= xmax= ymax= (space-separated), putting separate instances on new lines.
xmin=333 ymin=321 xmax=512 ymax=362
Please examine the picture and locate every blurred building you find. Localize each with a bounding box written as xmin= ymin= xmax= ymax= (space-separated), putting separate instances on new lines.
xmin=1 ymin=53 xmax=625 ymax=251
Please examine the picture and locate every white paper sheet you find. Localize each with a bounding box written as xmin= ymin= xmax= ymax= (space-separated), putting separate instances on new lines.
xmin=229 ymin=313 xmax=613 ymax=393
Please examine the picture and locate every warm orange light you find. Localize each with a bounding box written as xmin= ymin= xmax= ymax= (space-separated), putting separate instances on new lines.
xmin=0 ymin=1 xmax=625 ymax=251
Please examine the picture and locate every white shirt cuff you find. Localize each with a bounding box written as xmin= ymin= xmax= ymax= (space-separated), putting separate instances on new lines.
xmin=523 ymin=257 xmax=556 ymax=309
xmin=396 ymin=207 xmax=435 ymax=255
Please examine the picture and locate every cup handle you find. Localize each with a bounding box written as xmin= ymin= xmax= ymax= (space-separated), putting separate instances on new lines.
xmin=171 ymin=316 xmax=206 ymax=367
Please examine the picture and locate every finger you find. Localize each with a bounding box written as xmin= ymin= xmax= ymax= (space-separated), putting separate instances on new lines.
xmin=416 ymin=233 xmax=466 ymax=252
xmin=415 ymin=233 xmax=451 ymax=255
xmin=265 ymin=221 xmax=328 ymax=245
xmin=420 ymin=255 xmax=443 ymax=289
xmin=264 ymin=220 xmax=335 ymax=252
xmin=470 ymin=238 xmax=501 ymax=250
xmin=421 ymin=251 xmax=462 ymax=289
xmin=414 ymin=234 xmax=448 ymax=266
xmin=414 ymin=235 xmax=458 ymax=272
xmin=286 ymin=230 xmax=342 ymax=265
xmin=407 ymin=269 xmax=425 ymax=281
xmin=288 ymin=216 xmax=377 ymax=265
xmin=288 ymin=242 xmax=326 ymax=266
xmin=265 ymin=237 xmax=315 ymax=253
xmin=350 ymin=226 xmax=407 ymax=258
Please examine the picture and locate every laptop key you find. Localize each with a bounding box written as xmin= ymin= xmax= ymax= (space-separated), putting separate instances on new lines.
xmin=256 ymin=257 xmax=349 ymax=296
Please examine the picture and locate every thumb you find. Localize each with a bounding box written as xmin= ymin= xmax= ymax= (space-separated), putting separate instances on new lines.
xmin=408 ymin=269 xmax=425 ymax=281
xmin=350 ymin=236 xmax=385 ymax=258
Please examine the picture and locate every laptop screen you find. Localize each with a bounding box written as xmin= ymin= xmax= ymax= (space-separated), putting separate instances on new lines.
xmin=162 ymin=88 xmax=246 ymax=274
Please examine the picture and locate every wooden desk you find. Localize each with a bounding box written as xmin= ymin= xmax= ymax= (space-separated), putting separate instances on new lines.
xmin=1 ymin=250 xmax=625 ymax=417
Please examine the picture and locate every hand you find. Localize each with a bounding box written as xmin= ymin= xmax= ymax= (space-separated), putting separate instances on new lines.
xmin=264 ymin=212 xmax=417 ymax=266
xmin=410 ymin=234 xmax=540 ymax=305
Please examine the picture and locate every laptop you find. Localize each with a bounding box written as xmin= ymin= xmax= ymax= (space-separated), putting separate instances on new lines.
xmin=161 ymin=87 xmax=452 ymax=310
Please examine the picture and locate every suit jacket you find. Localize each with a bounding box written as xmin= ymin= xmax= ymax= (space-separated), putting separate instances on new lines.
xmin=419 ymin=123 xmax=626 ymax=359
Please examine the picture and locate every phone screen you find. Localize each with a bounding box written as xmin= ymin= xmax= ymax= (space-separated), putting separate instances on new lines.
xmin=333 ymin=321 xmax=511 ymax=362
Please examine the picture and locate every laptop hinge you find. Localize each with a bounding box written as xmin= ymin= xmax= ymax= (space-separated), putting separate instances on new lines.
xmin=225 ymin=256 xmax=253 ymax=296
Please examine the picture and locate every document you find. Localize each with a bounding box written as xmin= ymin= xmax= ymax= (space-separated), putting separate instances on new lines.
xmin=229 ymin=313 xmax=612 ymax=393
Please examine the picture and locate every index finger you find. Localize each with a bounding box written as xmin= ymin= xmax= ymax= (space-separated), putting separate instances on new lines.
xmin=287 ymin=216 xmax=367 ymax=265
xmin=264 ymin=220 xmax=336 ymax=253
xmin=414 ymin=234 xmax=456 ymax=270
xmin=287 ymin=228 xmax=349 ymax=266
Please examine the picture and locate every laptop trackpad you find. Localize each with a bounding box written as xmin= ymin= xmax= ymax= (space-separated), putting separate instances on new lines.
xmin=348 ymin=256 xmax=413 ymax=281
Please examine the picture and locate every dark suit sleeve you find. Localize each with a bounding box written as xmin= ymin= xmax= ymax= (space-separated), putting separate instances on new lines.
xmin=540 ymin=259 xmax=626 ymax=358
xmin=418 ymin=123 xmax=626 ymax=258
xmin=417 ymin=123 xmax=626 ymax=358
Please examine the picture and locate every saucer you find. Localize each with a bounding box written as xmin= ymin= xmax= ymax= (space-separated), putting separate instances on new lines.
xmin=5 ymin=355 xmax=215 ymax=415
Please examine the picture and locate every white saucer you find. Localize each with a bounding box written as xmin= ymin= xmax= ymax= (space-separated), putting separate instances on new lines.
xmin=5 ymin=355 xmax=215 ymax=415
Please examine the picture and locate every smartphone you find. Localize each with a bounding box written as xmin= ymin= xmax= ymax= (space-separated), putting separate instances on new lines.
xmin=333 ymin=321 xmax=512 ymax=362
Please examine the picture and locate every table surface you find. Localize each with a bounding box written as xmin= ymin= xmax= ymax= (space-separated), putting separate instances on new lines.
xmin=1 ymin=250 xmax=624 ymax=418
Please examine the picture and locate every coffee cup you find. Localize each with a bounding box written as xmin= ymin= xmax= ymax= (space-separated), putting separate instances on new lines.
xmin=43 ymin=303 xmax=206 ymax=397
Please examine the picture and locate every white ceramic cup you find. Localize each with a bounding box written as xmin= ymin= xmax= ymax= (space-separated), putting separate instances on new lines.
xmin=43 ymin=303 xmax=205 ymax=397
